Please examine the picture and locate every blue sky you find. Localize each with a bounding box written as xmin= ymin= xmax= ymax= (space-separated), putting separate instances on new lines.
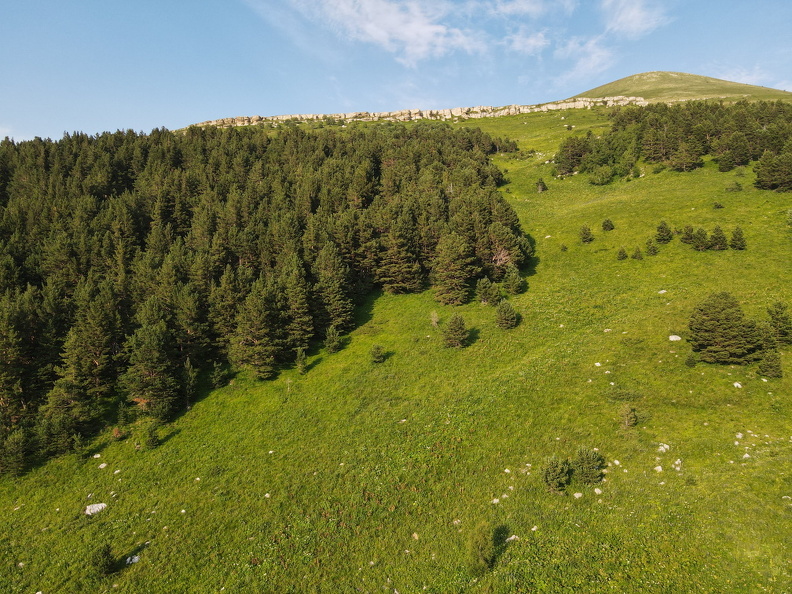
xmin=2 ymin=0 xmax=791 ymax=140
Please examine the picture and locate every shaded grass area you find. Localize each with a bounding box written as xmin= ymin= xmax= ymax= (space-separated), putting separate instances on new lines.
xmin=2 ymin=108 xmax=792 ymax=592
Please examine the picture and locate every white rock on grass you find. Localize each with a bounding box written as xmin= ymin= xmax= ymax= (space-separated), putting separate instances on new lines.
xmin=126 ymin=555 xmax=140 ymax=564
xmin=574 ymin=492 xmax=583 ymax=499
xmin=98 ymin=463 xmax=107 ymax=469
xmin=658 ymin=290 xmax=667 ymax=294
xmin=734 ymin=382 xmax=742 ymax=388
xmin=594 ymin=488 xmax=602 ymax=495
xmin=669 ymin=335 xmax=682 ymax=341
xmin=654 ymin=466 xmax=663 ymax=472
xmin=85 ymin=503 xmax=107 ymax=516
xmin=506 ymin=534 xmax=520 ymax=542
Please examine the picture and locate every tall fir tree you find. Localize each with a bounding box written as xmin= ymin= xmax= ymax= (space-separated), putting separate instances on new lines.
xmin=228 ymin=279 xmax=284 ymax=380
xmin=431 ymin=233 xmax=479 ymax=305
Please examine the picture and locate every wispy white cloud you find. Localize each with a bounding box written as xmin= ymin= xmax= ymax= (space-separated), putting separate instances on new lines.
xmin=288 ymin=0 xmax=484 ymax=65
xmin=712 ymin=65 xmax=770 ymax=87
xmin=491 ymin=0 xmax=546 ymax=17
xmin=554 ymin=35 xmax=614 ymax=85
xmin=505 ymin=29 xmax=549 ymax=55
xmin=601 ymin=0 xmax=669 ymax=39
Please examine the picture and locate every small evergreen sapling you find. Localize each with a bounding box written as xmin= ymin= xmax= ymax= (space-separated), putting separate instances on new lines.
xmin=324 ymin=325 xmax=342 ymax=353
xmin=656 ymin=221 xmax=673 ymax=244
xmin=476 ymin=277 xmax=500 ymax=305
xmin=571 ymin=446 xmax=605 ymax=484
xmin=579 ymin=225 xmax=594 ymax=244
xmin=708 ymin=225 xmax=728 ymax=250
xmin=443 ymin=314 xmax=468 ymax=348
xmin=691 ymin=228 xmax=709 ymax=251
xmin=602 ymin=219 xmax=615 ymax=231
xmin=616 ymin=247 xmax=628 ymax=261
xmin=90 ymin=543 xmax=115 ymax=578
xmin=541 ymin=456 xmax=570 ymax=493
xmin=536 ymin=178 xmax=548 ymax=192
xmin=767 ymin=302 xmax=792 ymax=345
xmin=757 ymin=349 xmax=783 ymax=378
xmin=502 ymin=265 xmax=525 ymax=295
xmin=729 ymin=227 xmax=746 ymax=250
xmin=370 ymin=344 xmax=385 ymax=364
xmin=645 ymin=238 xmax=660 ymax=256
xmin=495 ymin=300 xmax=518 ymax=329
xmin=631 ymin=247 xmax=643 ymax=260
xmin=295 ymin=347 xmax=307 ymax=374
xmin=680 ymin=225 xmax=695 ymax=244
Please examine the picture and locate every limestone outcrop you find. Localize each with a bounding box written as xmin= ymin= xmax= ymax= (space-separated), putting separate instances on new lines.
xmin=193 ymin=96 xmax=648 ymax=129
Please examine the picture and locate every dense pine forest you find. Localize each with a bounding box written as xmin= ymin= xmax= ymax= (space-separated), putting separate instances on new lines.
xmin=0 ymin=123 xmax=529 ymax=473
xmin=555 ymin=100 xmax=792 ymax=187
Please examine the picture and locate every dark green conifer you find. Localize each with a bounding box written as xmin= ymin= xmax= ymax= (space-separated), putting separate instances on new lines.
xmin=370 ymin=344 xmax=385 ymax=364
xmin=656 ymin=221 xmax=674 ymax=244
xmin=431 ymin=233 xmax=479 ymax=305
xmin=729 ymin=227 xmax=747 ymax=250
xmin=616 ymin=247 xmax=628 ymax=260
xmin=443 ymin=314 xmax=468 ymax=348
xmin=631 ymin=247 xmax=643 ymax=260
xmin=645 ymin=238 xmax=660 ymax=256
xmin=541 ymin=456 xmax=570 ymax=493
xmin=691 ymin=228 xmax=709 ymax=251
xmin=502 ymin=264 xmax=526 ymax=295
xmin=689 ymin=292 xmax=764 ymax=364
xmin=708 ymin=225 xmax=728 ymax=250
xmin=571 ymin=446 xmax=605 ymax=484
xmin=313 ymin=242 xmax=354 ymax=332
xmin=324 ymin=325 xmax=342 ymax=353
xmin=602 ymin=219 xmax=615 ymax=231
xmin=757 ymin=349 xmax=783 ymax=378
xmin=476 ymin=277 xmax=500 ymax=306
xmin=495 ymin=300 xmax=519 ymax=329
xmin=767 ymin=302 xmax=792 ymax=345
xmin=579 ymin=225 xmax=594 ymax=243
xmin=680 ymin=225 xmax=695 ymax=244
xmin=228 ymin=280 xmax=283 ymax=380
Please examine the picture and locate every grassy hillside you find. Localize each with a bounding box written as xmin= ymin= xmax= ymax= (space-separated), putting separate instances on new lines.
xmin=2 ymin=109 xmax=792 ymax=592
xmin=575 ymin=71 xmax=792 ymax=102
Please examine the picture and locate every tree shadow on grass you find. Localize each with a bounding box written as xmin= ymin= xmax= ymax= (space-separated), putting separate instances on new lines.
xmin=466 ymin=327 xmax=480 ymax=347
xmin=493 ymin=524 xmax=512 ymax=566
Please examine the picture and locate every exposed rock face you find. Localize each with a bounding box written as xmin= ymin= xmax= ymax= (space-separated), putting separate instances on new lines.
xmin=193 ymin=96 xmax=648 ymax=129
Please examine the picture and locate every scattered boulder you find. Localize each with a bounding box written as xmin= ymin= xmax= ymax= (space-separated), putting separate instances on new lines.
xmin=85 ymin=503 xmax=107 ymax=516
xmin=669 ymin=335 xmax=682 ymax=341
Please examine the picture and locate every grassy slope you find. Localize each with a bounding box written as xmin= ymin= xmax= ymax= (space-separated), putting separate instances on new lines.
xmin=575 ymin=71 xmax=792 ymax=102
xmin=2 ymin=109 xmax=792 ymax=592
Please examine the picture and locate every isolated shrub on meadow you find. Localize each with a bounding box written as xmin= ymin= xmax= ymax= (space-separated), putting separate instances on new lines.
xmin=757 ymin=349 xmax=783 ymax=378
xmin=145 ymin=421 xmax=160 ymax=450
xmin=602 ymin=219 xmax=615 ymax=231
xmin=370 ymin=344 xmax=385 ymax=364
xmin=631 ymin=247 xmax=643 ymax=260
xmin=536 ymin=178 xmax=548 ymax=193
xmin=541 ymin=456 xmax=570 ymax=493
xmin=689 ymin=292 xmax=764 ymax=364
xmin=572 ymin=447 xmax=605 ymax=484
xmin=443 ymin=314 xmax=468 ymax=348
xmin=295 ymin=347 xmax=307 ymax=374
xmin=620 ymin=405 xmax=639 ymax=428
xmin=616 ymin=247 xmax=628 ymax=260
xmin=579 ymin=226 xmax=594 ymax=244
xmin=645 ymin=238 xmax=660 ymax=256
xmin=495 ymin=300 xmax=519 ymax=329
xmin=467 ymin=521 xmax=496 ymax=577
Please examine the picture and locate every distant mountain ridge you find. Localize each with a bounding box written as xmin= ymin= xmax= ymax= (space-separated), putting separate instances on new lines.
xmin=194 ymin=71 xmax=792 ymax=129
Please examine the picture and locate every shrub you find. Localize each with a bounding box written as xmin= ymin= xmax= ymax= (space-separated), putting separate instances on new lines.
xmin=758 ymin=349 xmax=783 ymax=378
xmin=430 ymin=311 xmax=439 ymax=327
xmin=680 ymin=225 xmax=695 ymax=244
xmin=90 ymin=543 xmax=115 ymax=578
xmin=370 ymin=345 xmax=385 ymax=364
xmin=145 ymin=421 xmax=160 ymax=450
xmin=502 ymin=265 xmax=525 ymax=295
xmin=295 ymin=347 xmax=307 ymax=374
xmin=685 ymin=353 xmax=698 ymax=367
xmin=631 ymin=247 xmax=643 ymax=260
xmin=725 ymin=181 xmax=742 ymax=192
xmin=541 ymin=456 xmax=570 ymax=493
xmin=713 ymin=201 xmax=724 ymax=209
xmin=616 ymin=247 xmax=628 ymax=261
xmin=495 ymin=300 xmax=518 ymax=329
xmin=602 ymin=219 xmax=615 ymax=231
xmin=560 ymin=244 xmax=568 ymax=252
xmin=467 ymin=521 xmax=496 ymax=577
xmin=645 ymin=238 xmax=659 ymax=256
xmin=572 ymin=447 xmax=605 ymax=484
xmin=589 ymin=165 xmax=614 ymax=186
xmin=211 ymin=361 xmax=231 ymax=388
xmin=579 ymin=226 xmax=594 ymax=244
xmin=536 ymin=178 xmax=548 ymax=193
xmin=691 ymin=228 xmax=709 ymax=251
xmin=443 ymin=314 xmax=468 ymax=348
xmin=620 ymin=405 xmax=638 ymax=428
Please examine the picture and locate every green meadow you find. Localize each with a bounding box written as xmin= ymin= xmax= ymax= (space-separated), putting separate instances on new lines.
xmin=2 ymin=107 xmax=792 ymax=592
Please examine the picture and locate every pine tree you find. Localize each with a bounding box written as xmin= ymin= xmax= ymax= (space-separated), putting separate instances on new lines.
xmin=313 ymin=242 xmax=354 ymax=333
xmin=120 ymin=298 xmax=181 ymax=420
xmin=228 ymin=279 xmax=283 ymax=380
xmin=680 ymin=225 xmax=695 ymax=244
xmin=767 ymin=302 xmax=792 ymax=344
xmin=476 ymin=277 xmax=500 ymax=306
xmin=278 ymin=253 xmax=314 ymax=355
xmin=645 ymin=238 xmax=660 ymax=256
xmin=729 ymin=226 xmax=747 ymax=250
xmin=536 ymin=178 xmax=547 ymax=192
xmin=370 ymin=344 xmax=385 ymax=364
xmin=631 ymin=247 xmax=643 ymax=260
xmin=708 ymin=225 xmax=728 ymax=250
xmin=602 ymin=219 xmax=615 ymax=231
xmin=431 ymin=233 xmax=479 ymax=305
xmin=495 ymin=300 xmax=518 ymax=329
xmin=616 ymin=247 xmax=628 ymax=260
xmin=502 ymin=264 xmax=526 ymax=295
xmin=443 ymin=314 xmax=468 ymax=348
xmin=324 ymin=325 xmax=342 ymax=353
xmin=656 ymin=221 xmax=674 ymax=244
xmin=691 ymin=228 xmax=709 ymax=251
xmin=579 ymin=225 xmax=594 ymax=244
xmin=689 ymin=292 xmax=764 ymax=364
xmin=571 ymin=446 xmax=605 ymax=484
xmin=295 ymin=347 xmax=307 ymax=374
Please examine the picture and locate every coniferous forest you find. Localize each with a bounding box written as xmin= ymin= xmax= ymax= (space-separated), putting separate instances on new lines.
xmin=0 ymin=123 xmax=530 ymax=472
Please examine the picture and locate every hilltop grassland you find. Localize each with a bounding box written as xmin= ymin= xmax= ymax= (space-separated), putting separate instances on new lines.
xmin=2 ymin=108 xmax=792 ymax=592
xmin=575 ymin=71 xmax=792 ymax=103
